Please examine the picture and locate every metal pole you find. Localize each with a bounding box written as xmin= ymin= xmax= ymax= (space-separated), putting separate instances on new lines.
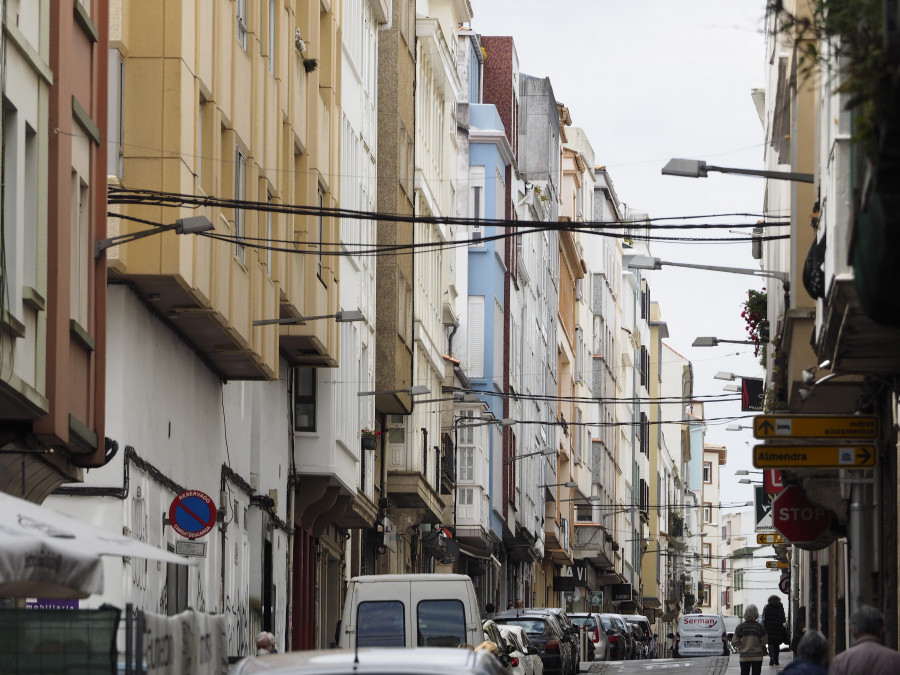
xmin=125 ymin=602 xmax=133 ymax=675
xmin=848 ymin=481 xmax=863 ymax=617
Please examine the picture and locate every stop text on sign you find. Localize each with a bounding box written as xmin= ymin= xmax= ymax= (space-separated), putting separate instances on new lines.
xmin=776 ymin=505 xmax=827 ymax=521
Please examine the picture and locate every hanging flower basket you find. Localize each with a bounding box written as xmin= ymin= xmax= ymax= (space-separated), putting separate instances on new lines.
xmin=361 ymin=428 xmax=381 ymax=449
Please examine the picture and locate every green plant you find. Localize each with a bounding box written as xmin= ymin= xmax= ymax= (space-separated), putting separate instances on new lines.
xmin=767 ymin=0 xmax=893 ymax=153
xmin=741 ymin=289 xmax=768 ymax=359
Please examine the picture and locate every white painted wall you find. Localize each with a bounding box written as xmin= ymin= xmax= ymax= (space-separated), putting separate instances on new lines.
xmin=46 ymin=285 xmax=290 ymax=659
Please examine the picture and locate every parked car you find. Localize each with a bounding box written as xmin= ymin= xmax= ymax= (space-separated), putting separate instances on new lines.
xmin=723 ymin=615 xmax=741 ymax=653
xmin=483 ymin=619 xmax=516 ymax=675
xmin=338 ymin=574 xmax=482 ymax=649
xmin=231 ymin=647 xmax=510 ymax=675
xmin=601 ymin=613 xmax=633 ymax=660
xmin=500 ymin=625 xmax=545 ymax=675
xmin=568 ymin=612 xmax=610 ymax=661
xmin=626 ymin=622 xmax=646 ymax=659
xmin=519 ymin=608 xmax=581 ymax=667
xmin=491 ymin=612 xmax=576 ymax=675
xmin=596 ymin=614 xmax=625 ymax=660
xmin=673 ymin=613 xmax=730 ymax=658
xmin=624 ymin=615 xmax=654 ymax=659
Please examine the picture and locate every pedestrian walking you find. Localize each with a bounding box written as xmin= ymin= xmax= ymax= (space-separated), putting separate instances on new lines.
xmin=733 ymin=604 xmax=769 ymax=675
xmin=782 ymin=630 xmax=827 ymax=675
xmin=829 ymin=606 xmax=900 ymax=674
xmin=763 ymin=595 xmax=788 ymax=666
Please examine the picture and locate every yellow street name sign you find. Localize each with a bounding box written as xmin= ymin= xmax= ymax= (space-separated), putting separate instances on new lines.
xmin=753 ymin=445 xmax=876 ymax=468
xmin=766 ymin=561 xmax=789 ymax=569
xmin=753 ymin=415 xmax=878 ymax=440
xmin=757 ymin=533 xmax=785 ymax=545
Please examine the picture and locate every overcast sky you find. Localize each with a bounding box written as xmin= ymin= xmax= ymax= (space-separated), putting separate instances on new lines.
xmin=469 ymin=1 xmax=771 ymax=519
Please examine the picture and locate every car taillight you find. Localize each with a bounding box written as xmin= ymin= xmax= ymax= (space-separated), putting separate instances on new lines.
xmin=722 ymin=632 xmax=728 ymax=643
xmin=608 ymin=635 xmax=618 ymax=644
xmin=593 ymin=628 xmax=600 ymax=643
xmin=675 ymin=631 xmax=681 ymax=646
xmin=510 ymin=657 xmax=519 ymax=667
xmin=545 ymin=639 xmax=560 ymax=652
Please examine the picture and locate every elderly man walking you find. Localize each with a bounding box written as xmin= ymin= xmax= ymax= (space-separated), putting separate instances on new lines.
xmin=829 ymin=606 xmax=900 ymax=674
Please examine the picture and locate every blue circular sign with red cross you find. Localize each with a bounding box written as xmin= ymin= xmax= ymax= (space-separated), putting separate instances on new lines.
xmin=169 ymin=490 xmax=217 ymax=539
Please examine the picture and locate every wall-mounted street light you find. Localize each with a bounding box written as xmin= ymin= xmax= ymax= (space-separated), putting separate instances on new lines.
xmin=627 ymin=255 xmax=790 ymax=289
xmin=722 ymin=384 xmax=742 ymax=393
xmin=661 ymin=158 xmax=814 ymax=183
xmin=715 ymin=371 xmax=758 ymax=381
xmin=692 ymin=336 xmax=755 ymax=347
xmin=357 ymin=385 xmax=431 ymax=397
xmin=506 ymin=447 xmax=556 ymax=463
xmin=95 ymin=215 xmax=215 ymax=258
xmin=253 ymin=309 xmax=365 ymax=326
xmin=735 ymin=470 xmax=762 ymax=476
xmin=726 ymin=424 xmax=753 ymax=431
xmin=540 ymin=481 xmax=577 ymax=489
xmin=738 ymin=478 xmax=762 ymax=485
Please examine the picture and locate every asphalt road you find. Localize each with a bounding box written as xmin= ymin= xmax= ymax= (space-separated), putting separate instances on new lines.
xmin=581 ymin=653 xmax=793 ymax=675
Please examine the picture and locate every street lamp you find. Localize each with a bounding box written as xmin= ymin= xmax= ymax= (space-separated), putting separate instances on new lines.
xmin=253 ymin=309 xmax=365 ymax=326
xmin=715 ymin=371 xmax=758 ymax=381
xmin=735 ymin=470 xmax=762 ymax=476
xmin=540 ymin=481 xmax=577 ymax=489
xmin=661 ymin=158 xmax=814 ymax=183
xmin=692 ymin=337 xmax=754 ymax=347
xmin=95 ymin=215 xmax=215 ymax=258
xmin=722 ymin=384 xmax=742 ymax=393
xmin=357 ymin=385 xmax=431 ymax=397
xmin=626 ymin=255 xmax=790 ymax=289
xmin=506 ymin=447 xmax=556 ymax=463
xmin=726 ymin=424 xmax=753 ymax=431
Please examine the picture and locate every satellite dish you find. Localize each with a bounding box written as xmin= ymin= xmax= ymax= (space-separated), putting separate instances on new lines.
xmin=572 ymin=587 xmax=582 ymax=603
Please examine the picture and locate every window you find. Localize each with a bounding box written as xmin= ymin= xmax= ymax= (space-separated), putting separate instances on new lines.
xmin=316 ymin=188 xmax=324 ymax=281
xmin=699 ymin=583 xmax=711 ymax=607
xmin=268 ymin=0 xmax=276 ymax=75
xmin=702 ymin=543 xmax=712 ymax=566
xmin=458 ymin=447 xmax=474 ymax=482
xmin=70 ymin=172 xmax=90 ymax=325
xmin=236 ymin=0 xmax=248 ymax=50
xmin=264 ymin=191 xmax=273 ymax=273
xmin=703 ymin=462 xmax=712 ymax=483
xmin=108 ymin=50 xmax=125 ymax=178
xmin=703 ymin=503 xmax=712 ymax=523
xmin=234 ymin=147 xmax=247 ymax=263
xmin=166 ymin=550 xmax=189 ymax=615
xmin=198 ymin=99 xmax=213 ymax=194
xmin=357 ymin=601 xmax=405 ymax=647
xmin=734 ymin=570 xmax=744 ymax=591
xmin=293 ymin=368 xmax=316 ymax=432
xmin=417 ymin=600 xmax=465 ymax=647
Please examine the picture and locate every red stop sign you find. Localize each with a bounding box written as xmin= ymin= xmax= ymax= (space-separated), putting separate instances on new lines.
xmin=772 ymin=485 xmax=830 ymax=544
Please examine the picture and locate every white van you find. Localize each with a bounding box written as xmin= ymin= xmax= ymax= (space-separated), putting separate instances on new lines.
xmin=338 ymin=574 xmax=483 ymax=649
xmin=674 ymin=613 xmax=729 ymax=658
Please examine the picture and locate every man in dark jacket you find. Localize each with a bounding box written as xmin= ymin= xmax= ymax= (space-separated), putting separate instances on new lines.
xmin=763 ymin=595 xmax=787 ymax=666
xmin=831 ymin=606 xmax=900 ymax=674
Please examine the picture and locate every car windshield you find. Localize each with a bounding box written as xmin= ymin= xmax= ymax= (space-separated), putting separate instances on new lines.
xmin=495 ymin=619 xmax=549 ymax=637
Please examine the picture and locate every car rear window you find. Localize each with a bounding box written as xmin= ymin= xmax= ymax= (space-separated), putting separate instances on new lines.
xmin=496 ymin=618 xmax=549 ymax=637
xmin=418 ymin=600 xmax=466 ymax=647
xmin=570 ymin=616 xmax=596 ymax=630
xmin=357 ymin=600 xmax=405 ymax=647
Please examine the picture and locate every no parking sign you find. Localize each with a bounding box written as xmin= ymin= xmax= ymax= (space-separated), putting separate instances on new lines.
xmin=169 ymin=490 xmax=217 ymax=539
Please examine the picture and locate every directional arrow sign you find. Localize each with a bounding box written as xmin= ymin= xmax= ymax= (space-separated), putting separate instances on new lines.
xmin=753 ymin=445 xmax=876 ymax=468
xmin=753 ymin=415 xmax=878 ymax=439
xmin=757 ymin=533 xmax=785 ymax=545
xmin=766 ymin=561 xmax=789 ymax=569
